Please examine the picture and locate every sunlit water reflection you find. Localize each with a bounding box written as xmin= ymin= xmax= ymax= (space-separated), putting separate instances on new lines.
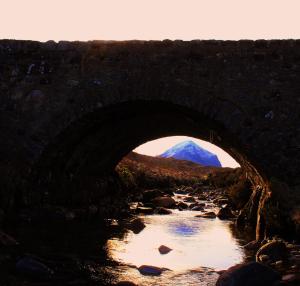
xmin=106 ymin=203 xmax=246 ymax=285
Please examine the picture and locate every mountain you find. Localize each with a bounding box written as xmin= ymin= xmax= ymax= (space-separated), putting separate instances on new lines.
xmin=159 ymin=140 xmax=222 ymax=167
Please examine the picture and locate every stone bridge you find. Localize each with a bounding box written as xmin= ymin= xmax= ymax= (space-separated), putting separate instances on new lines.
xmin=0 ymin=39 xmax=300 ymax=237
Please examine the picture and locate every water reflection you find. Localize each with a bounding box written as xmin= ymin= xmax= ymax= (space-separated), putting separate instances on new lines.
xmin=107 ymin=210 xmax=245 ymax=272
xmin=169 ymin=221 xmax=199 ymax=237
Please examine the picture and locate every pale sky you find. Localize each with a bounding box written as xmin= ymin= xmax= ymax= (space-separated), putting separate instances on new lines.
xmin=0 ymin=0 xmax=300 ymax=41
xmin=134 ymin=136 xmax=240 ymax=168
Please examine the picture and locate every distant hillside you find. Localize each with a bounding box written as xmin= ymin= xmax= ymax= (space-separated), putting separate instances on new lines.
xmin=160 ymin=140 xmax=222 ymax=167
xmin=116 ymin=152 xmax=235 ymax=189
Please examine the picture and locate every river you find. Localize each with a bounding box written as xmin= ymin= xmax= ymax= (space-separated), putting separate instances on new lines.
xmin=105 ymin=193 xmax=248 ymax=285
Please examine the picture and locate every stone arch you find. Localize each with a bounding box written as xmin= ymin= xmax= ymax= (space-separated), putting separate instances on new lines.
xmin=30 ymin=100 xmax=267 ymax=238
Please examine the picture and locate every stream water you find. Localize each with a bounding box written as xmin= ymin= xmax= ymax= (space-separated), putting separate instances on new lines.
xmin=3 ymin=193 xmax=250 ymax=285
xmin=105 ymin=193 xmax=248 ymax=285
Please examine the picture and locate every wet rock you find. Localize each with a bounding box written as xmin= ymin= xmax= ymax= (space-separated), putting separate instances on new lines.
xmin=158 ymin=245 xmax=172 ymax=254
xmin=152 ymin=196 xmax=175 ymax=208
xmin=136 ymin=207 xmax=154 ymax=214
xmin=138 ymin=265 xmax=164 ymax=276
xmin=189 ymin=202 xmax=199 ymax=209
xmin=0 ymin=231 xmax=19 ymax=246
xmin=191 ymin=205 xmax=204 ymax=211
xmin=177 ymin=201 xmax=188 ymax=209
xmin=127 ymin=218 xmax=146 ymax=234
xmin=256 ymin=240 xmax=288 ymax=263
xmin=155 ymin=207 xmax=172 ymax=215
xmin=216 ymin=262 xmax=280 ymax=286
xmin=183 ymin=196 xmax=196 ymax=203
xmin=195 ymin=212 xmax=216 ymax=218
xmin=217 ymin=205 xmax=235 ymax=220
xmin=16 ymin=256 xmax=54 ymax=279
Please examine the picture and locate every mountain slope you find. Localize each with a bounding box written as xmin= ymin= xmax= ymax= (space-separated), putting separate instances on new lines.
xmin=159 ymin=140 xmax=222 ymax=167
xmin=117 ymin=152 xmax=232 ymax=180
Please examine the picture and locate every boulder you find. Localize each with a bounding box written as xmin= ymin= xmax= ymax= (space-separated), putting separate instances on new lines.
xmin=217 ymin=205 xmax=235 ymax=220
xmin=158 ymin=245 xmax=172 ymax=254
xmin=152 ymin=196 xmax=175 ymax=208
xmin=216 ymin=262 xmax=280 ymax=286
xmin=138 ymin=265 xmax=163 ymax=276
xmin=195 ymin=212 xmax=216 ymax=219
xmin=127 ymin=218 xmax=146 ymax=234
xmin=155 ymin=207 xmax=172 ymax=215
xmin=256 ymin=240 xmax=288 ymax=263
xmin=177 ymin=201 xmax=188 ymax=209
xmin=16 ymin=256 xmax=54 ymax=279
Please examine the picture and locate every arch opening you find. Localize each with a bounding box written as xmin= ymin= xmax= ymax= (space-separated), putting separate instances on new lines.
xmin=30 ymin=100 xmax=268 ymax=239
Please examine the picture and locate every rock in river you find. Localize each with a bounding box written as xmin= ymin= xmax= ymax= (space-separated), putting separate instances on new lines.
xmin=152 ymin=196 xmax=175 ymax=208
xmin=155 ymin=207 xmax=172 ymax=215
xmin=138 ymin=265 xmax=164 ymax=276
xmin=159 ymin=245 xmax=172 ymax=254
xmin=177 ymin=201 xmax=188 ymax=209
xmin=191 ymin=205 xmax=204 ymax=211
xmin=217 ymin=205 xmax=235 ymax=220
xmin=195 ymin=212 xmax=216 ymax=219
xmin=216 ymin=262 xmax=280 ymax=286
xmin=127 ymin=218 xmax=146 ymax=234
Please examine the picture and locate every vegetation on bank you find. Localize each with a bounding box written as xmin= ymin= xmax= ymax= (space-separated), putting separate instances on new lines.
xmin=116 ymin=152 xmax=252 ymax=211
